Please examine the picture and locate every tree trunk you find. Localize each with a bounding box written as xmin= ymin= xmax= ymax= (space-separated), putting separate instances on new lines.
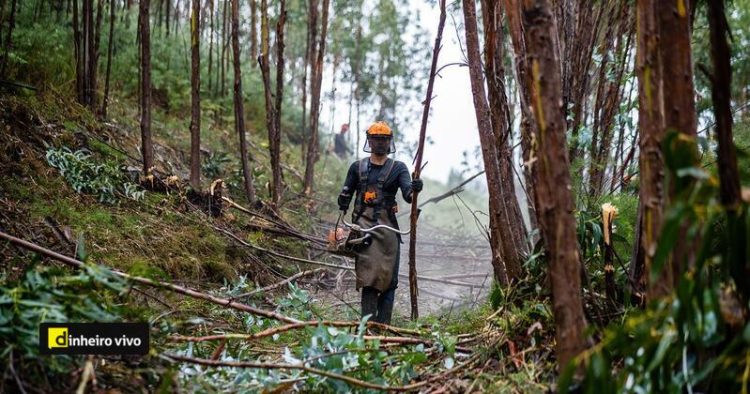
xmin=657 ymin=0 xmax=698 ymax=294
xmin=632 ymin=0 xmax=666 ymax=301
xmin=708 ymin=1 xmax=740 ymax=209
xmin=139 ymin=0 xmax=154 ymax=175
xmin=83 ymin=0 xmax=95 ymax=107
xmin=230 ymin=0 xmax=255 ymax=202
xmin=0 ymin=0 xmax=7 ymax=66
xmin=463 ymin=0 xmax=519 ymax=284
xmin=189 ymin=0 xmax=201 ymax=189
xmin=300 ymin=0 xmax=318 ymax=168
xmin=708 ymin=0 xmax=748 ymax=299
xmin=521 ymin=0 xmax=588 ymax=369
xmin=409 ymin=0 xmax=447 ymax=320
xmin=303 ymin=0 xmax=328 ymax=195
xmin=101 ymin=0 xmax=115 ymax=117
xmin=1 ymin=0 xmax=17 ymax=77
xmin=480 ymin=0 xmax=528 ymax=281
xmin=354 ymin=25 xmax=362 ymax=161
xmin=165 ymin=0 xmax=170 ymax=36
xmin=73 ymin=0 xmax=83 ymax=103
xmin=259 ymin=0 xmax=284 ymax=206
xmin=464 ymin=0 xmax=499 ymax=285
xmin=272 ymin=0 xmax=285 ymax=205
xmin=92 ymin=0 xmax=104 ymax=110
xmin=207 ymin=0 xmax=214 ymax=93
xmin=503 ymin=0 xmax=539 ymax=241
xmin=220 ymin=0 xmax=227 ymax=96
xmin=249 ymin=0 xmax=257 ymax=67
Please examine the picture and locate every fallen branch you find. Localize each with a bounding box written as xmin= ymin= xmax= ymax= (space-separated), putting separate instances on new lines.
xmin=164 ymin=350 xmax=481 ymax=392
xmin=0 ymin=231 xmax=301 ymax=324
xmin=222 ymin=197 xmax=326 ymax=246
xmin=163 ymin=353 xmax=404 ymax=391
xmin=170 ymin=319 xmax=422 ymax=342
xmin=232 ymin=269 xmax=324 ymax=300
xmin=169 ymin=327 xmax=471 ymax=353
xmin=397 ymin=273 xmax=486 ymax=288
xmin=213 ymin=225 xmax=355 ymax=271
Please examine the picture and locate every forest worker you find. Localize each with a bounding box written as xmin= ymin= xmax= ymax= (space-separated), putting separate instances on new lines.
xmin=336 ymin=121 xmax=423 ymax=325
xmin=333 ymin=123 xmax=352 ymax=159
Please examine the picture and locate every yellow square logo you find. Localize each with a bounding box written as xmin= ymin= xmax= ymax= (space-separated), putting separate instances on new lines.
xmin=48 ymin=327 xmax=68 ymax=349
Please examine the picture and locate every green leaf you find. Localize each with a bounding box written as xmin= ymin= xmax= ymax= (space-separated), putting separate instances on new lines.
xmin=76 ymin=232 xmax=87 ymax=262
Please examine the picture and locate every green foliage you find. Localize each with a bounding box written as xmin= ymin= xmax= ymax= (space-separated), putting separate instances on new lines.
xmin=2 ymin=17 xmax=73 ymax=87
xmin=565 ymin=132 xmax=750 ymax=393
xmin=46 ymin=146 xmax=145 ymax=204
xmin=0 ymin=261 xmax=125 ymax=371
xmin=173 ymin=285 xmax=457 ymax=392
xmin=202 ymin=151 xmax=232 ymax=180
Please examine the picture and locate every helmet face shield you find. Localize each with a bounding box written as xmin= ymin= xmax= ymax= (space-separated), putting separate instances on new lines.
xmin=363 ymin=135 xmax=395 ymax=154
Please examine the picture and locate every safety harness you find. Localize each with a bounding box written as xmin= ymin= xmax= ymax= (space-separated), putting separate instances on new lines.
xmin=353 ymin=157 xmax=396 ymax=223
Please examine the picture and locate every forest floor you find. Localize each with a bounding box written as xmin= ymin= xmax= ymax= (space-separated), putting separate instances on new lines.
xmin=0 ymin=92 xmax=556 ymax=392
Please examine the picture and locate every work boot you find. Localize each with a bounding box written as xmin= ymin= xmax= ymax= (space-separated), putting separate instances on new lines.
xmin=376 ymin=288 xmax=396 ymax=325
xmin=361 ymin=287 xmax=379 ymax=322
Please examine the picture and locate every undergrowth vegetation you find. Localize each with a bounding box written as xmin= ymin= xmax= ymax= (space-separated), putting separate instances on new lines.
xmin=565 ymin=133 xmax=750 ymax=392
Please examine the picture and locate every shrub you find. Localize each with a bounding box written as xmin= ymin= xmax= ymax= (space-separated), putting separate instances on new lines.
xmin=45 ymin=146 xmax=145 ymax=204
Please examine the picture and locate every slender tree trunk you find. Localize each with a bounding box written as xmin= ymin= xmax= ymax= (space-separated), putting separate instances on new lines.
xmin=0 ymin=0 xmax=7 ymax=65
xmin=207 ymin=0 xmax=214 ymax=93
xmin=1 ymin=0 xmax=17 ymax=77
xmin=481 ymin=0 xmax=528 ymax=281
xmin=156 ymin=0 xmax=162 ymax=30
xmin=303 ymin=0 xmax=328 ymax=195
xmin=82 ymin=0 xmax=91 ymax=102
xmin=92 ymin=0 xmax=104 ymax=110
xmin=139 ymin=0 xmax=154 ymax=175
xmin=73 ymin=0 xmax=83 ymax=103
xmin=249 ymin=0 xmax=256 ymax=67
xmin=84 ymin=0 xmax=95 ymax=107
xmin=259 ymin=0 xmax=284 ymax=206
xmin=189 ymin=0 xmax=201 ymax=189
xmin=230 ymin=0 xmax=255 ymax=202
xmin=101 ymin=0 xmax=115 ymax=117
xmin=165 ymin=0 xmax=170 ymax=36
xmin=220 ymin=0 xmax=227 ymax=96
xmin=708 ymin=0 xmax=748 ymax=299
xmin=521 ymin=0 xmax=588 ymax=369
xmin=354 ymin=25 xmax=362 ymax=161
xmin=300 ymin=0 xmax=317 ymax=166
xmin=708 ymin=0 xmax=741 ymax=209
xmin=464 ymin=0 xmax=512 ymax=285
xmin=272 ymin=0 xmax=285 ymax=205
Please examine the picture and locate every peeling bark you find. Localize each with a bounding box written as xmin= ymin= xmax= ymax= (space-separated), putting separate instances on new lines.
xmin=521 ymin=0 xmax=588 ymax=369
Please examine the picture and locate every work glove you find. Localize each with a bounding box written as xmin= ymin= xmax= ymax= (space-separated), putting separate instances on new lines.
xmin=338 ymin=192 xmax=352 ymax=212
xmin=411 ymin=178 xmax=423 ymax=193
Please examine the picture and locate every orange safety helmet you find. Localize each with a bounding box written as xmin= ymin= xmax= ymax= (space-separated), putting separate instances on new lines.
xmin=363 ymin=121 xmax=396 ymax=154
xmin=366 ymin=121 xmax=393 ymax=137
